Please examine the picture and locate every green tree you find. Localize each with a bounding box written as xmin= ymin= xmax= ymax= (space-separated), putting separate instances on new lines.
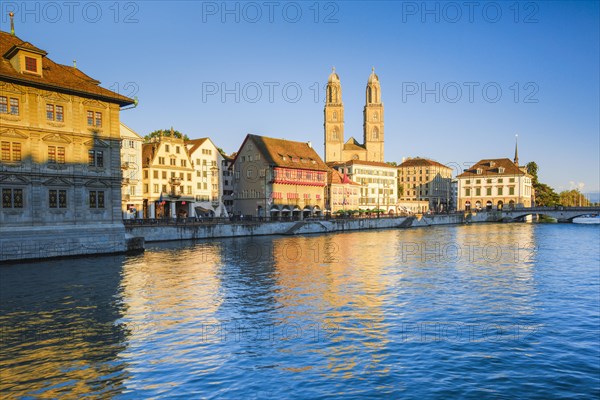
xmin=526 ymin=161 xmax=559 ymax=206
xmin=559 ymin=189 xmax=590 ymax=207
xmin=144 ymin=128 xmax=189 ymax=142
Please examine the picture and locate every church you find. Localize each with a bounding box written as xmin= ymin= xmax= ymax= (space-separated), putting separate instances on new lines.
xmin=323 ymin=68 xmax=385 ymax=163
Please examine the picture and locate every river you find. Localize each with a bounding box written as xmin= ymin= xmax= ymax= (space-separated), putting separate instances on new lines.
xmin=1 ymin=223 xmax=599 ymax=398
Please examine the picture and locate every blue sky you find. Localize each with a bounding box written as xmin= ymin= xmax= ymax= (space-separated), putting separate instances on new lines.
xmin=2 ymin=1 xmax=598 ymax=192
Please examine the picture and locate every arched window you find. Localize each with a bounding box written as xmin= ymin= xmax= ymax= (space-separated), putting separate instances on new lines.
xmin=332 ymin=128 xmax=339 ymax=140
xmin=372 ymin=127 xmax=379 ymax=140
xmin=333 ymin=111 xmax=337 ymax=121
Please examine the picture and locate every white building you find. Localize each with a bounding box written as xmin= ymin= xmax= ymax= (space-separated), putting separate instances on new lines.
xmin=186 ymin=138 xmax=227 ymax=217
xmin=330 ymin=160 xmax=398 ymax=214
xmin=120 ymin=123 xmax=143 ymax=219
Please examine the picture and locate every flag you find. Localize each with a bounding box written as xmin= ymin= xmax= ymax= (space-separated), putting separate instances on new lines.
xmin=158 ymin=193 xmax=163 ymax=204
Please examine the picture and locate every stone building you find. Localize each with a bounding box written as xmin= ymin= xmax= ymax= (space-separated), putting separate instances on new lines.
xmin=457 ymin=151 xmax=533 ymax=211
xmin=141 ymin=132 xmax=196 ymax=218
xmin=397 ymin=157 xmax=453 ymax=212
xmin=120 ymin=123 xmax=143 ymax=219
xmin=324 ymin=68 xmax=385 ymax=163
xmin=186 ymin=137 xmax=227 ymax=217
xmin=232 ymin=134 xmax=328 ymax=219
xmin=330 ymin=160 xmax=398 ymax=214
xmin=0 ymin=29 xmax=135 ymax=261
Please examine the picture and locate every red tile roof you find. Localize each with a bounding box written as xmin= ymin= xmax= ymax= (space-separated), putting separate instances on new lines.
xmin=457 ymin=158 xmax=529 ymax=178
xmin=398 ymin=157 xmax=450 ymax=169
xmin=0 ymin=31 xmax=134 ymax=106
xmin=328 ymin=169 xmax=360 ymax=185
xmin=236 ymin=134 xmax=329 ymax=172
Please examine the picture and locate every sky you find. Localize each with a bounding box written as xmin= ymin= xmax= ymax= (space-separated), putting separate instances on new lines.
xmin=1 ymin=0 xmax=598 ymax=193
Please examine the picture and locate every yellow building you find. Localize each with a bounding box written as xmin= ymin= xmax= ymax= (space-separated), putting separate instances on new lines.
xmin=0 ymin=29 xmax=134 ymax=260
xmin=457 ymin=156 xmax=533 ymax=211
xmin=141 ymin=132 xmax=195 ymax=218
xmin=324 ymin=68 xmax=384 ymax=163
xmin=397 ymin=157 xmax=453 ymax=212
xmin=232 ymin=134 xmax=328 ymax=219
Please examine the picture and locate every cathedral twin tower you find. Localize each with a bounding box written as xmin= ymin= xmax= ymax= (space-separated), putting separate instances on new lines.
xmin=324 ymin=68 xmax=385 ymax=163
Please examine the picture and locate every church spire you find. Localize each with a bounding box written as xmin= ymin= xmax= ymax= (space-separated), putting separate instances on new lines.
xmin=514 ymin=134 xmax=519 ymax=166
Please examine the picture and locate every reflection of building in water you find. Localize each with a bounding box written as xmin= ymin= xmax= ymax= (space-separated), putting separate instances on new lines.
xmin=0 ymin=257 xmax=129 ymax=398
xmin=270 ymin=233 xmax=392 ymax=376
xmin=120 ymin=242 xmax=224 ymax=334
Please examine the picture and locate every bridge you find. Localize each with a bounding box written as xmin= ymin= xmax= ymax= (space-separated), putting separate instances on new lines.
xmin=495 ymin=206 xmax=600 ymax=222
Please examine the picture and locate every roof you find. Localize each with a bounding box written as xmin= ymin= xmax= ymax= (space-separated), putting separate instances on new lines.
xmin=398 ymin=157 xmax=451 ymax=169
xmin=328 ymin=169 xmax=360 ymax=185
xmin=235 ymin=134 xmax=329 ymax=172
xmin=457 ymin=158 xmax=530 ymax=178
xmin=334 ymin=159 xmax=396 ymax=169
xmin=120 ymin=122 xmax=143 ymax=140
xmin=0 ymin=31 xmax=134 ymax=106
xmin=343 ymin=137 xmax=366 ymax=152
xmin=185 ymin=138 xmax=209 ymax=154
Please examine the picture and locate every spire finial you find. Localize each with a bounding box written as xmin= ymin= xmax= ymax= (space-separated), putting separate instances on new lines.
xmin=514 ymin=134 xmax=519 ymax=166
xmin=372 ymin=66 xmax=375 ymax=73
xmin=332 ymin=66 xmax=335 ymax=73
xmin=73 ymin=59 xmax=77 ymax=69
xmin=9 ymin=12 xmax=15 ymax=35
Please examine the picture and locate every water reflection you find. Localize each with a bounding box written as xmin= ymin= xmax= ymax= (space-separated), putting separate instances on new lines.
xmin=1 ymin=224 xmax=598 ymax=398
xmin=0 ymin=256 xmax=130 ymax=399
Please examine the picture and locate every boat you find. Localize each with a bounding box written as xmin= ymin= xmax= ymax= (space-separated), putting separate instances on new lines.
xmin=572 ymin=215 xmax=600 ymax=224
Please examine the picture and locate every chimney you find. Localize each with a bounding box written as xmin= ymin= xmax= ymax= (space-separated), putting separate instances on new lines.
xmin=307 ymin=141 xmax=312 ymax=148
xmin=9 ymin=12 xmax=15 ymax=35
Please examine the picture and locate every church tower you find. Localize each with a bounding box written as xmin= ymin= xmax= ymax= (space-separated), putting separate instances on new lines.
xmin=324 ymin=67 xmax=344 ymax=163
xmin=363 ymin=68 xmax=384 ymax=163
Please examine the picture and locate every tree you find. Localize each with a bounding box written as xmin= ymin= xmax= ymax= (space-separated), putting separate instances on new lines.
xmin=144 ymin=128 xmax=189 ymax=142
xmin=526 ymin=161 xmax=559 ymax=206
xmin=559 ymin=189 xmax=590 ymax=207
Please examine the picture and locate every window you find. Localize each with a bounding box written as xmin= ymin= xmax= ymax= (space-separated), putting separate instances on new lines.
xmin=498 ymin=178 xmax=503 ymax=183
xmin=2 ymin=188 xmax=23 ymax=208
xmin=162 ymin=171 xmax=167 ymax=179
xmin=88 ymin=150 xmax=104 ymax=167
xmin=153 ymin=184 xmax=159 ymax=193
xmin=87 ymin=111 xmax=102 ymax=127
xmin=48 ymin=146 xmax=65 ymax=164
xmin=56 ymin=106 xmax=64 ymax=122
xmin=498 ymin=187 xmax=503 ymax=195
xmin=181 ymin=160 xmax=186 ymax=167
xmin=1 ymin=141 xmax=21 ymax=162
xmin=509 ymin=178 xmax=515 ymax=183
xmin=176 ymin=146 xmax=180 ymax=154
xmin=46 ymin=104 xmax=55 ymax=120
xmin=144 ymin=170 xmax=149 ymax=179
xmin=46 ymin=104 xmax=64 ymax=122
xmin=187 ymin=173 xmax=192 ymax=181
xmin=486 ymin=188 xmax=492 ymax=196
xmin=49 ymin=189 xmax=67 ymax=208
xmin=25 ymin=57 xmax=37 ymax=72
xmin=153 ymin=170 xmax=158 ymax=179
xmin=509 ymin=187 xmax=515 ymax=195
xmin=144 ymin=184 xmax=149 ymax=193
xmin=165 ymin=144 xmax=170 ymax=153
xmin=0 ymin=96 xmax=6 ymax=113
xmin=486 ymin=179 xmax=492 ymax=184
xmin=8 ymin=98 xmax=19 ymax=115
xmin=476 ymin=188 xmax=481 ymax=196
xmin=170 ymin=158 xmax=176 ymax=166
xmin=89 ymin=191 xmax=105 ymax=208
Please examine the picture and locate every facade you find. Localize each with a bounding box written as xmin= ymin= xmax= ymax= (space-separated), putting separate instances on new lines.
xmin=397 ymin=157 xmax=453 ymax=212
xmin=221 ymin=153 xmax=234 ymax=216
xmin=326 ymin=169 xmax=360 ymax=213
xmin=457 ymin=157 xmax=533 ymax=211
xmin=141 ymin=133 xmax=195 ymax=219
xmin=0 ymin=30 xmax=135 ymax=260
xmin=186 ymin=138 xmax=226 ymax=217
xmin=331 ymin=160 xmax=398 ymax=213
xmin=232 ymin=134 xmax=328 ymax=219
xmin=120 ymin=123 xmax=143 ymax=219
xmin=324 ymin=68 xmax=384 ymax=163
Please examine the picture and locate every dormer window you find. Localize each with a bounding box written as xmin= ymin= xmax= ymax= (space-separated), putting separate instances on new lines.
xmin=25 ymin=57 xmax=37 ymax=73
xmin=476 ymin=168 xmax=483 ymax=175
xmin=489 ymin=161 xmax=495 ymax=167
xmin=498 ymin=167 xmax=505 ymax=173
